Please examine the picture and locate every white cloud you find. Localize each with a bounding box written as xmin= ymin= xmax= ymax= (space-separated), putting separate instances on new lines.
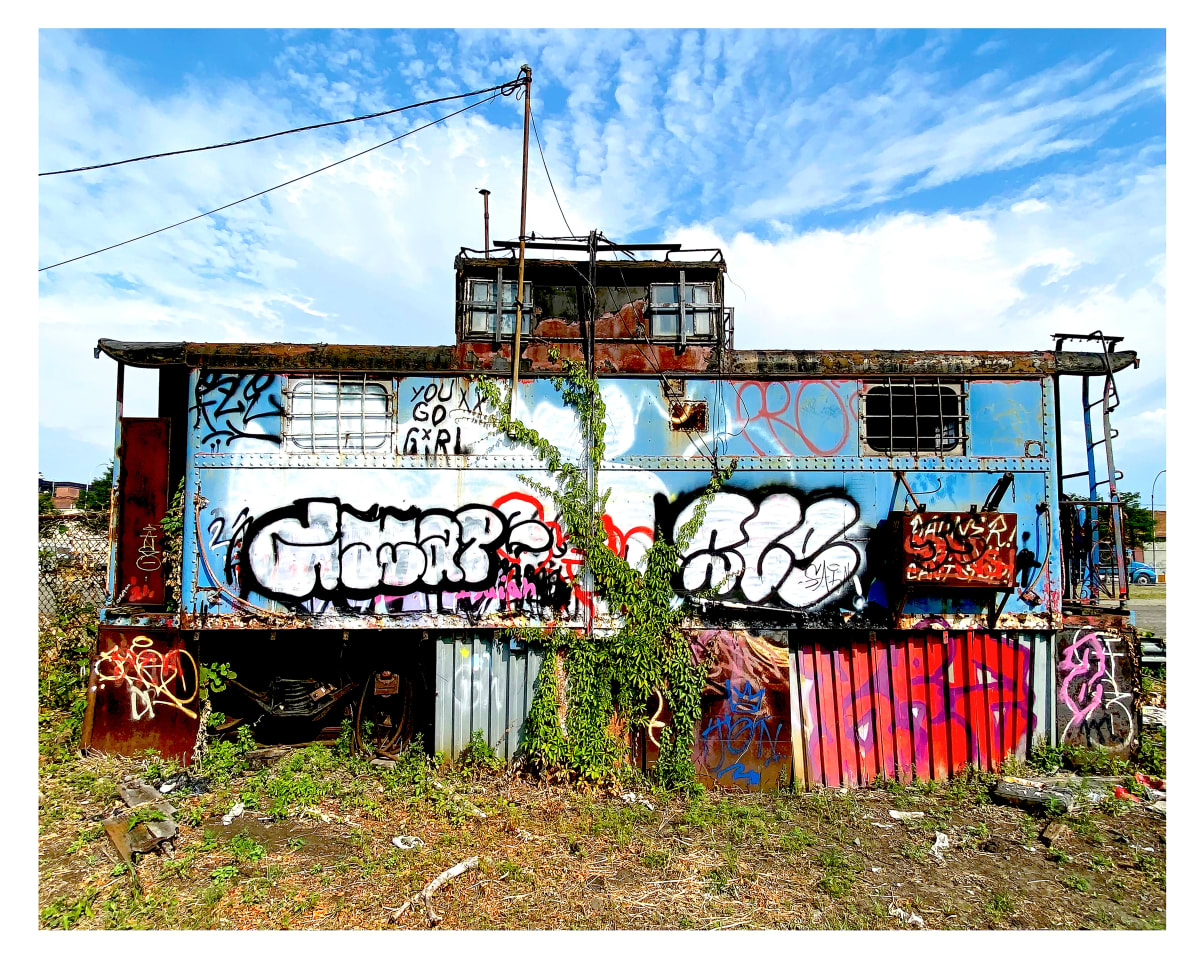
xmin=38 ymin=29 xmax=1166 ymax=503
xmin=672 ymin=152 xmax=1165 ymax=498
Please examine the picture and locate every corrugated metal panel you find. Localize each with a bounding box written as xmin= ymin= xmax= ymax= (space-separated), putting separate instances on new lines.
xmin=434 ymin=634 xmax=543 ymax=760
xmin=791 ymin=631 xmax=1054 ymax=788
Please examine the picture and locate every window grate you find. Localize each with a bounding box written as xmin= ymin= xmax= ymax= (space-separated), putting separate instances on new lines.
xmin=285 ymin=375 xmax=393 ymax=452
xmin=861 ymin=379 xmax=968 ymax=456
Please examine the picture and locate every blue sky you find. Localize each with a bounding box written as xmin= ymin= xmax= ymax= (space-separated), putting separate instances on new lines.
xmin=37 ymin=27 xmax=1166 ymax=506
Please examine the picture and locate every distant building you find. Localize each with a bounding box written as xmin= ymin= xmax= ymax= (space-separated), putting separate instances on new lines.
xmin=39 ymin=478 xmax=90 ymax=511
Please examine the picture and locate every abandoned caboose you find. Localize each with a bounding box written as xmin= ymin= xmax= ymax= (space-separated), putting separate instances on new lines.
xmin=85 ymin=236 xmax=1143 ymax=789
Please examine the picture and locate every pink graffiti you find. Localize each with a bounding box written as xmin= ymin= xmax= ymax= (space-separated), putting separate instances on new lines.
xmin=1058 ymin=630 xmax=1110 ymax=734
xmin=731 ymin=380 xmax=859 ymax=457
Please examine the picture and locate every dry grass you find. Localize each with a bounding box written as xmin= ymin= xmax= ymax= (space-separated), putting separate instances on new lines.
xmin=38 ymin=726 xmax=1167 ymax=931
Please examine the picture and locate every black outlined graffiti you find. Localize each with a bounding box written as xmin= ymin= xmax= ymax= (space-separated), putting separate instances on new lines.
xmin=191 ymin=373 xmax=284 ymax=450
xmin=230 ymin=494 xmax=585 ymax=615
xmin=659 ymin=487 xmax=861 ymax=609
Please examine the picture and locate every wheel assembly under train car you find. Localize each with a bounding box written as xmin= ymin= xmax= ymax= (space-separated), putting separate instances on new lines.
xmin=199 ymin=630 xmax=435 ymax=752
xmin=352 ymin=668 xmax=431 ymax=756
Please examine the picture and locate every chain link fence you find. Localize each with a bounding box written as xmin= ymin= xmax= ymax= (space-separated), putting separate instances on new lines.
xmin=38 ymin=513 xmax=108 ymax=629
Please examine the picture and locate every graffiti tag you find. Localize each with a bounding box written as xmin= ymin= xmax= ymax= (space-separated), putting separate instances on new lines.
xmin=1058 ymin=630 xmax=1133 ymax=747
xmin=135 ymin=524 xmax=163 ymax=572
xmin=903 ymin=512 xmax=1017 ymax=587
xmin=667 ymin=489 xmax=860 ymax=609
xmin=94 ymin=635 xmax=199 ymax=721
xmin=191 ymin=372 xmax=284 ymax=450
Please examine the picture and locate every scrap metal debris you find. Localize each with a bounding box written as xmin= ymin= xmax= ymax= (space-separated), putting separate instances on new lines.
xmin=101 ymin=778 xmax=181 ymax=890
xmin=157 ymin=772 xmax=211 ymax=797
xmin=1141 ymin=706 xmax=1166 ymax=727
xmin=1041 ymin=822 xmax=1072 ymax=846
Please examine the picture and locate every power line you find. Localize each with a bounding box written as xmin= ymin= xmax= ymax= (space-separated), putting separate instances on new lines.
xmin=39 ymin=79 xmax=521 ymax=177
xmin=39 ymin=92 xmax=501 ymax=273
xmin=530 ymin=111 xmax=574 ymax=237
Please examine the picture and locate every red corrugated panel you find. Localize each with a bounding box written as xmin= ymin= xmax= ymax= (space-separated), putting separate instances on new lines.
xmin=966 ymin=630 xmax=990 ymax=769
xmin=888 ymin=640 xmax=914 ymax=782
xmin=869 ymin=637 xmax=896 ymax=781
xmin=999 ymin=634 xmax=1016 ymax=761
xmin=925 ymin=635 xmax=950 ymax=781
xmin=832 ymin=645 xmax=858 ymax=787
xmin=907 ymin=636 xmax=931 ymax=781
xmin=850 ymin=639 xmax=876 ymax=784
xmin=793 ymin=631 xmax=1040 ymax=789
xmin=983 ymin=633 xmax=1003 ymax=771
xmin=815 ymin=645 xmax=841 ymax=787
xmin=797 ymin=642 xmax=821 ymax=788
xmin=946 ymin=634 xmax=971 ymax=773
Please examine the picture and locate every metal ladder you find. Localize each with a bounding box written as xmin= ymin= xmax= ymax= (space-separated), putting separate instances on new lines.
xmin=1054 ymin=331 xmax=1128 ymax=607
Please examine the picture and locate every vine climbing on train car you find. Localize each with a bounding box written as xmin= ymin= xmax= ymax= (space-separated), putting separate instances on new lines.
xmin=160 ymin=477 xmax=186 ymax=612
xmin=474 ymin=352 xmax=734 ymax=789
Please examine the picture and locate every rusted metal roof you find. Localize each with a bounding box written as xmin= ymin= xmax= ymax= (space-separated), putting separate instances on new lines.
xmin=95 ymin=338 xmax=1137 ymax=378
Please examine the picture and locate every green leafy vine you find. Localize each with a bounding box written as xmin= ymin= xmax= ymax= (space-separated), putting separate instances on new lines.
xmin=473 ymin=354 xmax=734 ymax=789
xmin=160 ymin=477 xmax=186 ymax=611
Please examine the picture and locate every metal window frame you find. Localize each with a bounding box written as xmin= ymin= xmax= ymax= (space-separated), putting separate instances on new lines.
xmin=860 ymin=378 xmax=969 ymax=456
xmin=284 ymin=374 xmax=395 ymax=453
xmin=647 ymin=278 xmax=719 ymax=344
xmin=462 ymin=275 xmax=532 ymax=340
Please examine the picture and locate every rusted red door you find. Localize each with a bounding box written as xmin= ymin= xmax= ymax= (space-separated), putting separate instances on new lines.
xmin=115 ymin=418 xmax=171 ymax=605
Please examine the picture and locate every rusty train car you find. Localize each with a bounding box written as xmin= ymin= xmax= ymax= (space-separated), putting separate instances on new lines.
xmin=84 ymin=238 xmax=1143 ymax=788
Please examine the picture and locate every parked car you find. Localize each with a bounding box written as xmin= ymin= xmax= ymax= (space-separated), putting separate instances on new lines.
xmin=1096 ymin=559 xmax=1158 ymax=585
xmin=1127 ymin=561 xmax=1159 ymax=585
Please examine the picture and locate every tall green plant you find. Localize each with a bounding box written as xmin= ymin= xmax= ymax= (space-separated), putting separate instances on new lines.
xmin=474 ymin=354 xmax=733 ymax=788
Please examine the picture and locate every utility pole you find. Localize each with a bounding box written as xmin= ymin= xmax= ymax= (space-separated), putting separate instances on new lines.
xmin=509 ymin=64 xmax=532 ymax=411
xmin=1151 ymin=468 xmax=1165 ymax=576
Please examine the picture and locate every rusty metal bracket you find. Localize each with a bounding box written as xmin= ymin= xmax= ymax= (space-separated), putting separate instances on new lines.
xmin=894 ymin=471 xmax=925 ymax=513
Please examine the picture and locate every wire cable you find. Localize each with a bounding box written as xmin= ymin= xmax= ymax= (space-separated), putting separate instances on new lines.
xmin=39 ymin=92 xmax=501 ymax=273
xmin=39 ymin=79 xmax=521 ymax=177
xmin=531 ymin=111 xmax=574 ymax=237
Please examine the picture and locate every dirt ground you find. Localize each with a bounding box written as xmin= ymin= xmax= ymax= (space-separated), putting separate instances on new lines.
xmin=37 ymin=729 xmax=1167 ymax=930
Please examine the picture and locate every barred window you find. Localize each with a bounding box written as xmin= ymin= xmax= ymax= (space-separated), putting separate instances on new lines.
xmin=285 ymin=375 xmax=393 ymax=452
xmin=862 ymin=380 xmax=967 ymax=456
